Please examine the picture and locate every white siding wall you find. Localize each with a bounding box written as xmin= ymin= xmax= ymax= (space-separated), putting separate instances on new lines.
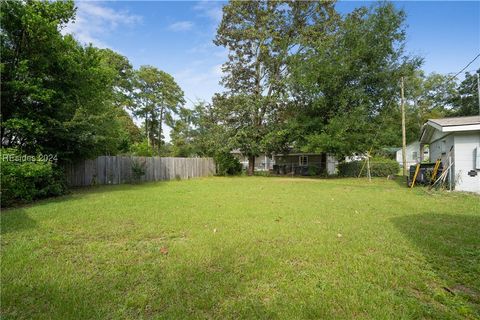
xmin=327 ymin=154 xmax=338 ymax=175
xmin=396 ymin=141 xmax=422 ymax=168
xmin=430 ymin=134 xmax=454 ymax=166
xmin=453 ymin=132 xmax=480 ymax=193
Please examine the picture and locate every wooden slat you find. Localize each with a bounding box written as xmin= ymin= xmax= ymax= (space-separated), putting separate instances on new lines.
xmin=63 ymin=156 xmax=215 ymax=186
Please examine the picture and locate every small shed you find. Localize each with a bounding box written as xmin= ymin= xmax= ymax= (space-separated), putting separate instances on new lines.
xmin=395 ymin=141 xmax=429 ymax=168
xmin=420 ymin=116 xmax=480 ymax=193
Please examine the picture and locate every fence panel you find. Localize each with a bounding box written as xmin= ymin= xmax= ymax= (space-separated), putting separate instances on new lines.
xmin=64 ymin=156 xmax=215 ymax=187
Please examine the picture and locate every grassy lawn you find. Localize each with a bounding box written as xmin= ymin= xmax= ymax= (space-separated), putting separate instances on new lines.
xmin=1 ymin=177 xmax=479 ymax=319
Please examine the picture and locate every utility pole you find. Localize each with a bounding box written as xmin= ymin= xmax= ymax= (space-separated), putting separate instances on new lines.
xmin=401 ymin=77 xmax=407 ymax=177
xmin=476 ymin=73 xmax=480 ymax=115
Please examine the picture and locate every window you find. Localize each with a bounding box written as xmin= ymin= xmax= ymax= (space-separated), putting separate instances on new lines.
xmin=412 ymin=151 xmax=418 ymax=160
xmin=299 ymin=155 xmax=308 ymax=166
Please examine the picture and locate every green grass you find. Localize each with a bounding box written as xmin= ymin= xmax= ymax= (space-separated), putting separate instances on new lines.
xmin=1 ymin=177 xmax=479 ymax=319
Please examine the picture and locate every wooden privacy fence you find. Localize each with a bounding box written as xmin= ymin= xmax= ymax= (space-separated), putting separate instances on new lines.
xmin=64 ymin=156 xmax=216 ymax=187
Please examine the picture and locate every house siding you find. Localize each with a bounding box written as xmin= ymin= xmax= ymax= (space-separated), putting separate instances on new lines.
xmin=453 ymin=131 xmax=480 ymax=193
xmin=273 ymin=153 xmax=338 ymax=175
xmin=275 ymin=154 xmax=325 ymax=166
xmin=396 ymin=141 xmax=422 ymax=168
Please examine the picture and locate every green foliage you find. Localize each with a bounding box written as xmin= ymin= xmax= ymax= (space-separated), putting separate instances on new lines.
xmin=131 ymin=66 xmax=185 ymax=155
xmin=0 ymin=0 xmax=139 ymax=160
xmin=214 ymin=152 xmax=242 ymax=176
xmin=338 ymin=157 xmax=400 ymax=177
xmin=449 ymin=70 xmax=479 ymax=116
xmin=253 ymin=171 xmax=271 ymax=177
xmin=307 ymin=165 xmax=319 ymax=176
xmin=131 ymin=159 xmax=146 ymax=182
xmin=1 ymin=148 xmax=67 ymax=207
xmin=213 ymin=1 xmax=336 ymax=174
xmin=170 ymin=108 xmax=198 ymax=157
xmin=129 ymin=140 xmax=157 ymax=157
xmin=289 ymin=2 xmax=421 ymax=156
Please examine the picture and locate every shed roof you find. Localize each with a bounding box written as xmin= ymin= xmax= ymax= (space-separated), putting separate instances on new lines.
xmin=428 ymin=116 xmax=480 ymax=127
xmin=420 ymin=116 xmax=480 ymax=143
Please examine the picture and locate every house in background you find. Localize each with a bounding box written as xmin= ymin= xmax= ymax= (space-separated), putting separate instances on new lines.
xmin=395 ymin=141 xmax=429 ymax=168
xmin=420 ymin=116 xmax=480 ymax=193
xmin=230 ymin=149 xmax=275 ymax=171
xmin=230 ymin=149 xmax=338 ymax=175
xmin=273 ymin=152 xmax=338 ymax=176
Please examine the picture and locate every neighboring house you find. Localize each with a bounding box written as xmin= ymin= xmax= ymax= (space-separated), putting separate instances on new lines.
xmin=273 ymin=153 xmax=338 ymax=175
xmin=230 ymin=149 xmax=275 ymax=171
xmin=420 ymin=116 xmax=480 ymax=193
xmin=395 ymin=141 xmax=429 ymax=168
xmin=345 ymin=152 xmax=367 ymax=162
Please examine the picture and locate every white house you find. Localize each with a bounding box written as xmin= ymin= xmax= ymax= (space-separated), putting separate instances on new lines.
xmin=396 ymin=141 xmax=429 ymax=168
xmin=230 ymin=149 xmax=275 ymax=171
xmin=420 ymin=116 xmax=480 ymax=193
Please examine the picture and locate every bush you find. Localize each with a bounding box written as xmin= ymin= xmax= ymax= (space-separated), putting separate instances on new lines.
xmin=214 ymin=152 xmax=242 ymax=176
xmin=131 ymin=158 xmax=146 ymax=183
xmin=254 ymin=171 xmax=271 ymax=177
xmin=338 ymin=157 xmax=400 ymax=177
xmin=129 ymin=140 xmax=157 ymax=157
xmin=1 ymin=148 xmax=67 ymax=207
xmin=307 ymin=165 xmax=320 ymax=176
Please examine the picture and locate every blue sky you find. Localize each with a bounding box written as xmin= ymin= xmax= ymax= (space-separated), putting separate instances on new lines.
xmin=65 ymin=1 xmax=479 ymax=137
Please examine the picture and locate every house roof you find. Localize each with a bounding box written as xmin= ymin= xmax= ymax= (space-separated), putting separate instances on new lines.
xmin=420 ymin=116 xmax=480 ymax=143
xmin=428 ymin=116 xmax=480 ymax=128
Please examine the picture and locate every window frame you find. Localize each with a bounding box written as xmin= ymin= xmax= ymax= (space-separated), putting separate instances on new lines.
xmin=299 ymin=155 xmax=308 ymax=166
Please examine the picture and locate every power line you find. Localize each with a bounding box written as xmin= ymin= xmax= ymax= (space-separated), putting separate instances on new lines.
xmin=447 ymin=53 xmax=480 ymax=82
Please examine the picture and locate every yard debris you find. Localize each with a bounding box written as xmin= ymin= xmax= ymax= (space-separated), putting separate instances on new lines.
xmin=213 ymin=228 xmax=217 ymax=233
xmin=442 ymin=286 xmax=455 ymax=295
xmin=160 ymin=247 xmax=169 ymax=255
xmin=337 ymin=233 xmax=342 ymax=238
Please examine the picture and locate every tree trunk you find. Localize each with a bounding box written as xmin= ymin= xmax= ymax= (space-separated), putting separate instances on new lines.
xmin=145 ymin=118 xmax=149 ymax=146
xmin=248 ymin=155 xmax=255 ymax=176
xmin=158 ymin=108 xmax=163 ymax=155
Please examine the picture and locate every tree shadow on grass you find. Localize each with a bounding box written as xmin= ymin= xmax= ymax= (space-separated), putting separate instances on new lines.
xmin=1 ymin=209 xmax=37 ymax=235
xmin=2 ymin=180 xmax=178 ymax=211
xmin=1 ymin=246 xmax=277 ymax=319
xmin=392 ymin=213 xmax=480 ymax=314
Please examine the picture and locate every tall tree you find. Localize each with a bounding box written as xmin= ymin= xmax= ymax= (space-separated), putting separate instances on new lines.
xmin=131 ymin=66 xmax=185 ymax=155
xmin=97 ymin=48 xmax=135 ymax=110
xmin=214 ymin=0 xmax=337 ymax=175
xmin=449 ymin=70 xmax=480 ymax=116
xmin=289 ymin=3 xmax=421 ymax=156
xmin=0 ymin=0 xmax=129 ymax=160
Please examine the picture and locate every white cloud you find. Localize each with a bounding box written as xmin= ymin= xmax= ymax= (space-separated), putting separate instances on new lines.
xmin=63 ymin=2 xmax=141 ymax=48
xmin=173 ymin=62 xmax=224 ymax=106
xmin=211 ymin=64 xmax=224 ymax=77
xmin=168 ymin=21 xmax=194 ymax=32
xmin=193 ymin=1 xmax=223 ymax=23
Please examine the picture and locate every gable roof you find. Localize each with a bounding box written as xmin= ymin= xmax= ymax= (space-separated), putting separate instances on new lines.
xmin=420 ymin=116 xmax=480 ymax=143
xmin=428 ymin=116 xmax=480 ymax=128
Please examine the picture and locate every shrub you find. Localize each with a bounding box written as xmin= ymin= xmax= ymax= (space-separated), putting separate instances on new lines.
xmin=214 ymin=152 xmax=242 ymax=176
xmin=130 ymin=141 xmax=157 ymax=157
xmin=1 ymin=148 xmax=67 ymax=207
xmin=338 ymin=157 xmax=400 ymax=177
xmin=254 ymin=171 xmax=271 ymax=177
xmin=307 ymin=165 xmax=320 ymax=176
xmin=131 ymin=159 xmax=146 ymax=182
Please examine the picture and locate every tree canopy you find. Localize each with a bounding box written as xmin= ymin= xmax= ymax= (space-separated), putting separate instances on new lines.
xmin=1 ymin=0 xmax=184 ymax=160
